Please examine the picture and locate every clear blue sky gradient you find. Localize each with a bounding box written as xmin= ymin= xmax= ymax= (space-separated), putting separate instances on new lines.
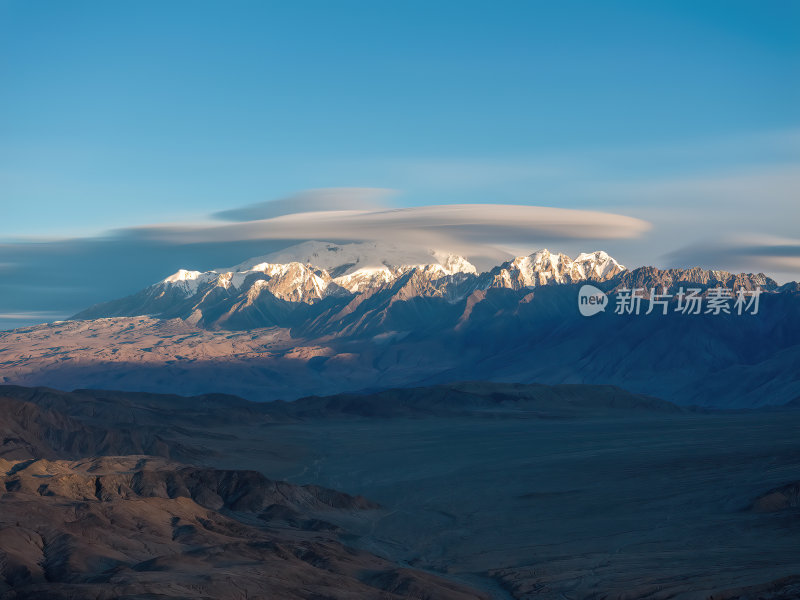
xmin=0 ymin=1 xmax=798 ymax=327
xmin=2 ymin=0 xmax=798 ymax=234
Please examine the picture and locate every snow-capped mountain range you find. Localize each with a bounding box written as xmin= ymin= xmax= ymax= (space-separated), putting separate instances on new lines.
xmin=4 ymin=240 xmax=796 ymax=408
xmin=154 ymin=242 xmax=621 ymax=300
xmin=73 ymin=242 xmax=627 ymax=325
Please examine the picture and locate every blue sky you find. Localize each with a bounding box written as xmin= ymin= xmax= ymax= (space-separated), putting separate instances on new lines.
xmin=1 ymin=0 xmax=799 ymax=327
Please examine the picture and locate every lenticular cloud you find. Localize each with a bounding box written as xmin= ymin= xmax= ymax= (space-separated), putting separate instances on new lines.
xmin=134 ymin=203 xmax=652 ymax=255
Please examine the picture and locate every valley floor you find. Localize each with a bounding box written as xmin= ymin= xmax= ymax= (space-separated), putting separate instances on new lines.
xmin=1 ymin=383 xmax=799 ymax=599
xmin=203 ymin=410 xmax=800 ymax=599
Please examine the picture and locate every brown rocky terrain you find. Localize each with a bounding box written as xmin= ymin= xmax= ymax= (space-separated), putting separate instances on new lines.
xmin=0 ymin=386 xmax=491 ymax=599
xmin=0 ymin=456 xmax=485 ymax=600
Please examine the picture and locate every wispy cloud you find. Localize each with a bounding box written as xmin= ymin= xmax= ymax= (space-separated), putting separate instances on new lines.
xmin=665 ymin=235 xmax=800 ymax=279
xmin=0 ymin=311 xmax=67 ymax=320
xmin=0 ymin=310 xmax=69 ymax=331
xmin=213 ymin=187 xmax=397 ymax=221
xmin=588 ymin=164 xmax=800 ymax=211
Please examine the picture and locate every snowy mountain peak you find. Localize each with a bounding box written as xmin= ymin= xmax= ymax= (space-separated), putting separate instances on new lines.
xmin=575 ymin=250 xmax=610 ymax=261
xmin=226 ymin=241 xmax=476 ymax=278
xmin=573 ymin=250 xmax=625 ymax=280
xmin=163 ymin=269 xmax=203 ymax=283
xmin=161 ymin=269 xmax=215 ymax=295
xmin=486 ymin=249 xmax=626 ymax=290
xmin=432 ymin=251 xmax=478 ymax=275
